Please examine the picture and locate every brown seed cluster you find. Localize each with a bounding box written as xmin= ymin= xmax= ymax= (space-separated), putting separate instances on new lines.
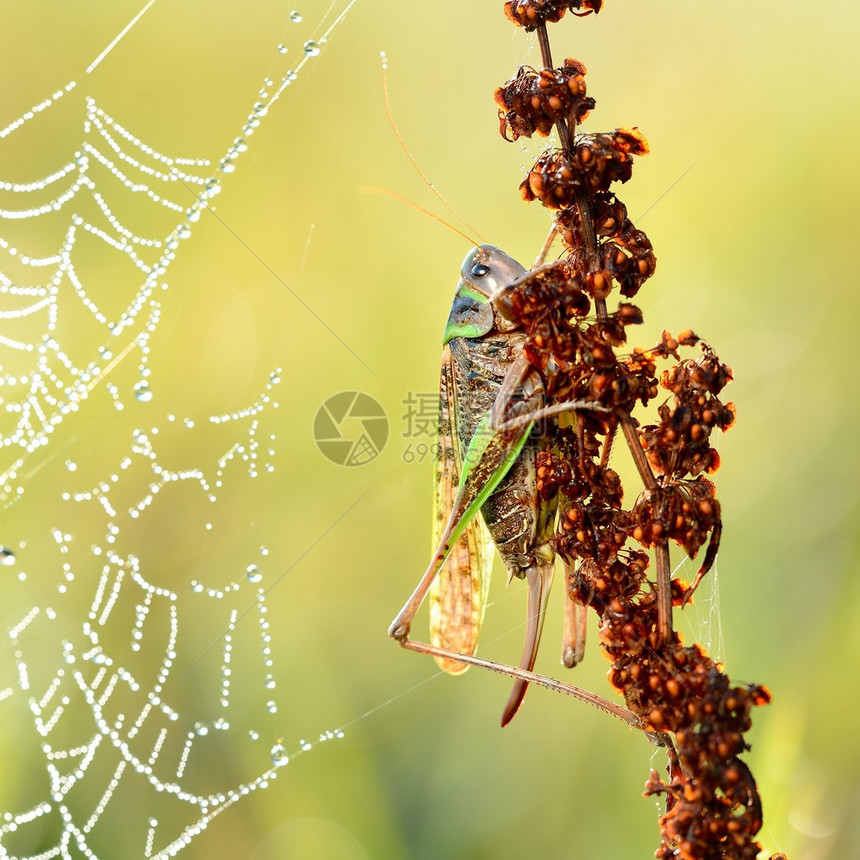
xmin=520 ymin=130 xmax=649 ymax=207
xmin=568 ymin=549 xmax=773 ymax=859
xmin=504 ymin=0 xmax=603 ymax=30
xmin=643 ymin=662 xmax=773 ymax=860
xmin=495 ymin=3 xmax=779 ymax=858
xmin=557 ymin=191 xmax=656 ymax=297
xmin=629 ymin=476 xmax=722 ymax=602
xmin=542 ymin=423 xmax=629 ymax=565
xmin=494 ymin=269 xmax=666 ymax=410
xmin=642 ymin=340 xmax=736 ymax=479
xmin=496 ymin=264 xmax=588 ymax=369
xmin=494 ymin=59 xmax=594 ymax=141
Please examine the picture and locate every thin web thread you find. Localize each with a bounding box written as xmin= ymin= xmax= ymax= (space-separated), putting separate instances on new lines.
xmin=0 ymin=3 xmax=368 ymax=858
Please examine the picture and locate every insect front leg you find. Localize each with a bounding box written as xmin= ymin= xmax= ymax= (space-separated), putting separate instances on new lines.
xmin=388 ymin=398 xmax=532 ymax=646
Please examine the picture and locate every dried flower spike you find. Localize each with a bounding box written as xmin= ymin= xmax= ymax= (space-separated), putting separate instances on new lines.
xmin=493 ymin=3 xmax=781 ymax=857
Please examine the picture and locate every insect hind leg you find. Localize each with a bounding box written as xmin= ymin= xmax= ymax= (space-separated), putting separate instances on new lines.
xmin=394 ymin=634 xmax=653 ymax=737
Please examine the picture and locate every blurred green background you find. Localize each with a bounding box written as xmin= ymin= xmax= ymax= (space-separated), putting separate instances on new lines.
xmin=0 ymin=1 xmax=857 ymax=857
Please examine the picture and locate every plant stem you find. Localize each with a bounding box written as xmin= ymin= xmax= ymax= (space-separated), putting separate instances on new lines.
xmin=620 ymin=412 xmax=672 ymax=643
xmin=536 ymin=24 xmax=604 ymax=322
xmin=538 ymin=20 xmax=672 ymax=645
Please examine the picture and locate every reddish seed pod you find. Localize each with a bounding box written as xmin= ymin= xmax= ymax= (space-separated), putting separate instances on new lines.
xmin=521 ymin=131 xmax=649 ymax=209
xmin=503 ymin=0 xmax=568 ymax=29
xmin=492 ymin=16 xmax=770 ymax=859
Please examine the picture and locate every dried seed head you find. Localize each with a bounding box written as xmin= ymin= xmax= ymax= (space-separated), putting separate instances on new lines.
xmin=629 ymin=477 xmax=721 ymax=563
xmin=492 ymin=261 xmax=591 ymax=373
xmin=491 ymin=10 xmax=773 ymax=857
xmin=495 ymin=60 xmax=595 ymax=141
xmin=642 ymin=342 xmax=735 ymax=479
xmin=521 ymin=130 xmax=649 ymax=209
xmin=503 ymin=0 xmax=603 ymax=29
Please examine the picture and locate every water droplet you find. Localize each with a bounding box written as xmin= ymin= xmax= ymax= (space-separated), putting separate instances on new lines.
xmin=0 ymin=547 xmax=16 ymax=566
xmin=65 ymin=460 xmax=77 ymax=472
xmin=266 ymin=700 xmax=277 ymax=714
xmin=134 ymin=381 xmax=153 ymax=402
xmin=290 ymin=10 xmax=302 ymax=23
xmin=260 ymin=545 xmax=269 ymax=556
xmin=270 ymin=742 xmax=289 ymax=767
xmin=300 ymin=739 xmax=312 ymax=751
xmin=246 ymin=564 xmax=262 ymax=583
xmin=194 ymin=722 xmax=209 ymax=736
xmin=303 ymin=40 xmax=320 ymax=57
xmin=249 ymin=730 xmax=259 ymax=740
xmin=277 ymin=44 xmax=288 ymax=54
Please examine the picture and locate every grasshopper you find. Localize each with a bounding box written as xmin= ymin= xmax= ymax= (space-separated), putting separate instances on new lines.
xmin=389 ymin=244 xmax=586 ymax=726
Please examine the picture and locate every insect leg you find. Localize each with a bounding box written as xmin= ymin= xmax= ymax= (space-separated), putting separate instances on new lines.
xmin=532 ymin=224 xmax=558 ymax=268
xmin=389 ymin=414 xmax=533 ymax=644
xmin=562 ymin=562 xmax=588 ymax=668
xmin=489 ymin=353 xmax=532 ymax=430
xmin=389 ymin=501 xmax=482 ymax=644
xmin=501 ymin=560 xmax=555 ymax=726
xmin=395 ymin=635 xmax=654 ymax=737
xmin=493 ymin=398 xmax=611 ymax=436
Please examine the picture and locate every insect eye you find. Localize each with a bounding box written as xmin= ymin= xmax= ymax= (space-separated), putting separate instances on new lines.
xmin=471 ymin=263 xmax=490 ymax=278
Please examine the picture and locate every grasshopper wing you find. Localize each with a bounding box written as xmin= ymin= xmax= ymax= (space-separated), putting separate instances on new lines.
xmin=429 ymin=344 xmax=494 ymax=674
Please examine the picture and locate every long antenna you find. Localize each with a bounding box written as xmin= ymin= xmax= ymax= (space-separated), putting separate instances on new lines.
xmin=380 ymin=52 xmax=487 ymax=245
xmin=360 ymin=187 xmax=479 ymax=247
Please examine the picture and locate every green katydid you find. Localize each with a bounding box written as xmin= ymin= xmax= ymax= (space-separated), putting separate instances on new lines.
xmin=389 ymin=244 xmax=635 ymax=727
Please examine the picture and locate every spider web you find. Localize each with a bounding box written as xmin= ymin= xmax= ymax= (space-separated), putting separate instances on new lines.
xmin=0 ymin=3 xmax=356 ymax=857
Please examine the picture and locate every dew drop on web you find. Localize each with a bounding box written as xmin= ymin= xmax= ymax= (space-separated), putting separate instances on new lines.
xmin=0 ymin=2 xmax=361 ymax=855
xmin=270 ymin=742 xmax=289 ymax=767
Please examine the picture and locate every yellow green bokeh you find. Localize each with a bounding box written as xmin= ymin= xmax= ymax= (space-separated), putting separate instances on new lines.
xmin=1 ymin=2 xmax=857 ymax=857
